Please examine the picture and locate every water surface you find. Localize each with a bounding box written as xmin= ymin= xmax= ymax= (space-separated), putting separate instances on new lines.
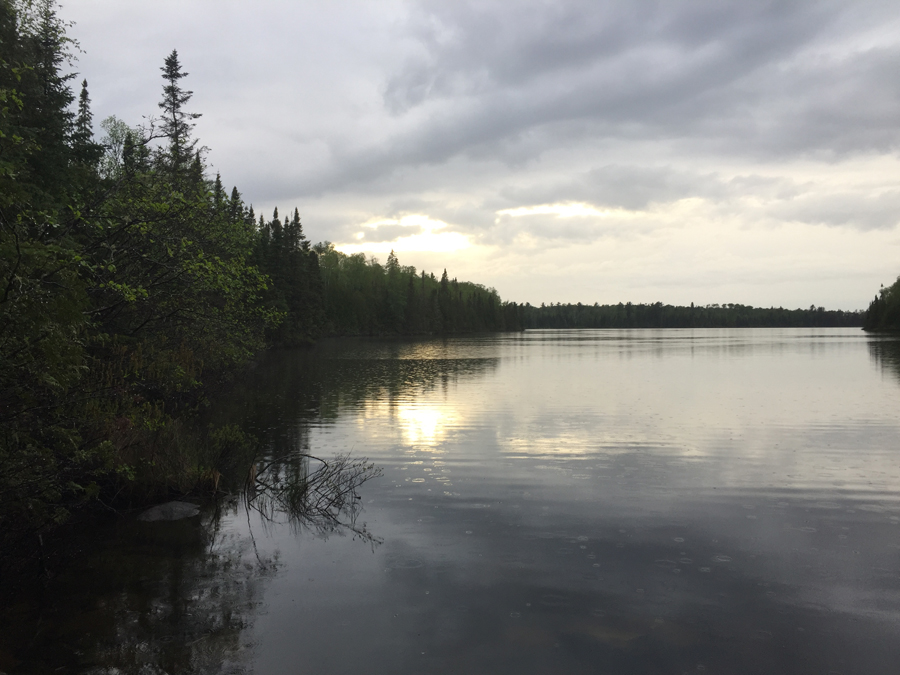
xmin=6 ymin=328 xmax=900 ymax=674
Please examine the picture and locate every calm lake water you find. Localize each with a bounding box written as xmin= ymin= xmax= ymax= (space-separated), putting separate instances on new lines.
xmin=5 ymin=328 xmax=900 ymax=674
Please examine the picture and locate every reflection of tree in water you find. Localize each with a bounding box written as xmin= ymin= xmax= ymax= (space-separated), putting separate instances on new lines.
xmin=212 ymin=340 xmax=488 ymax=546
xmin=11 ymin=340 xmax=465 ymax=672
xmin=1 ymin=508 xmax=272 ymax=674
xmin=78 ymin=449 xmax=381 ymax=674
xmin=4 ymin=343 xmax=417 ymax=674
xmin=89 ymin=513 xmax=270 ymax=674
xmin=868 ymin=337 xmax=900 ymax=384
xmin=1 ymin=454 xmax=380 ymax=674
xmin=211 ymin=339 xmax=500 ymax=452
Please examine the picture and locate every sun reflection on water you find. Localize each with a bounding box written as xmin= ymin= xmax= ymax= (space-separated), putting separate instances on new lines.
xmin=397 ymin=404 xmax=454 ymax=448
xmin=357 ymin=401 xmax=458 ymax=449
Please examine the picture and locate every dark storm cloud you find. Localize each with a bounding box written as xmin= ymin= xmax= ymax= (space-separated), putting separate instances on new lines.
xmin=71 ymin=1 xmax=899 ymax=209
xmin=264 ymin=0 xmax=900 ymax=200
xmin=385 ymin=0 xmax=827 ymax=110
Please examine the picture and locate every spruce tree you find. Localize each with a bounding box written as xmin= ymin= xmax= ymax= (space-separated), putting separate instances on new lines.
xmin=12 ymin=0 xmax=76 ymax=210
xmin=212 ymin=172 xmax=224 ymax=213
xmin=229 ymin=186 xmax=243 ymax=223
xmin=158 ymin=49 xmax=200 ymax=176
xmin=72 ymin=79 xmax=101 ymax=165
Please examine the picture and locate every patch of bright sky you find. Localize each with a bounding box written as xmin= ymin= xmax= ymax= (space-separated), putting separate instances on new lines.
xmin=338 ymin=214 xmax=471 ymax=255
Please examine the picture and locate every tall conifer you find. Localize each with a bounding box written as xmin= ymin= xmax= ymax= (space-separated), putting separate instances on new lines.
xmin=158 ymin=49 xmax=200 ymax=176
xmin=72 ymin=79 xmax=100 ymax=164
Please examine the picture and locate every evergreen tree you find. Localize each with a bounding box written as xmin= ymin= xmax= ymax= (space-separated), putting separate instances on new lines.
xmin=228 ymin=186 xmax=243 ymax=223
xmin=157 ymin=49 xmax=200 ymax=176
xmin=1 ymin=0 xmax=93 ymax=543
xmin=2 ymin=0 xmax=76 ymax=212
xmin=864 ymin=277 xmax=900 ymax=332
xmin=212 ymin=172 xmax=224 ymax=214
xmin=72 ymin=79 xmax=101 ymax=165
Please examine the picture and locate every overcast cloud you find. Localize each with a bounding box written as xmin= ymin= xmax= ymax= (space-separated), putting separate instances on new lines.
xmin=62 ymin=0 xmax=900 ymax=308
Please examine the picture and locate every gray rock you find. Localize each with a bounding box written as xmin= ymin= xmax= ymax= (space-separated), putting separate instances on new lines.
xmin=137 ymin=501 xmax=200 ymax=522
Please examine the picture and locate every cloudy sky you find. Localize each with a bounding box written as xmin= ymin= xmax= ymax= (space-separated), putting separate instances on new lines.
xmin=61 ymin=0 xmax=900 ymax=309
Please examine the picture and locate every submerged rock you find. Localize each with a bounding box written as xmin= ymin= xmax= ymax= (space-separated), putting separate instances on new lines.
xmin=137 ymin=501 xmax=201 ymax=522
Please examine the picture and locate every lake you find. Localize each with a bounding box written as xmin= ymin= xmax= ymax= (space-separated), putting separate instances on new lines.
xmin=4 ymin=328 xmax=900 ymax=674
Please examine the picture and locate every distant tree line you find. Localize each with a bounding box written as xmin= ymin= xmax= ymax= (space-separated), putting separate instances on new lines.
xmin=863 ymin=276 xmax=900 ymax=332
xmin=522 ymin=302 xmax=863 ymax=329
xmin=314 ymin=246 xmax=520 ymax=336
xmin=250 ymin=207 xmax=521 ymax=344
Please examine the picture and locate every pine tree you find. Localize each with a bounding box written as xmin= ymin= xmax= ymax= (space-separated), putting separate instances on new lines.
xmin=439 ymin=269 xmax=452 ymax=332
xmin=212 ymin=172 xmax=224 ymax=214
xmin=72 ymin=79 xmax=100 ymax=165
xmin=158 ymin=49 xmax=200 ymax=176
xmin=228 ymin=186 xmax=243 ymax=223
xmin=387 ymin=250 xmax=399 ymax=272
xmin=287 ymin=207 xmax=307 ymax=251
xmin=270 ymin=207 xmax=283 ymax=269
xmin=12 ymin=0 xmax=76 ymax=210
xmin=188 ymin=150 xmax=204 ymax=191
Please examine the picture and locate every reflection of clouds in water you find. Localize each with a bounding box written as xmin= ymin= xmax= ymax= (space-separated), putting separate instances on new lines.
xmin=503 ymin=431 xmax=609 ymax=457
xmin=498 ymin=420 xmax=900 ymax=494
xmin=312 ymin=336 xmax=504 ymax=363
xmin=459 ymin=330 xmax=900 ymax=495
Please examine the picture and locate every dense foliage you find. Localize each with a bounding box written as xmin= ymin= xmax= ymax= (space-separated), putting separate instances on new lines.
xmin=0 ymin=0 xmax=272 ymax=550
xmin=314 ymin=246 xmax=520 ymax=336
xmin=863 ymin=276 xmax=900 ymax=332
xmin=0 ymin=0 xmax=517 ymax=555
xmin=522 ymin=302 xmax=863 ymax=329
xmin=251 ymin=216 xmax=521 ymax=343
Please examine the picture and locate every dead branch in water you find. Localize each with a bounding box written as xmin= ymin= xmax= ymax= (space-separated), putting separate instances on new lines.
xmin=244 ymin=452 xmax=382 ymax=546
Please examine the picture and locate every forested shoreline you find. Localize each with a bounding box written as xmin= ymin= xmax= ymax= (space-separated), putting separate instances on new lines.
xmin=0 ymin=0 xmax=520 ymax=563
xmin=863 ymin=276 xmax=900 ymax=332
